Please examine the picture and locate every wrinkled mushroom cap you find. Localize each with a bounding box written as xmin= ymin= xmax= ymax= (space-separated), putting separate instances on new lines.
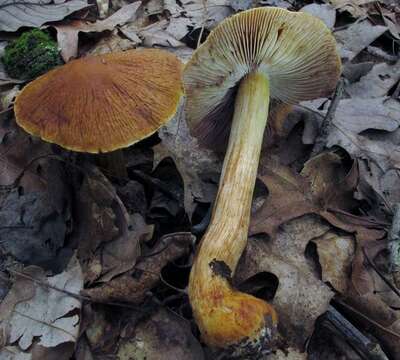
xmin=14 ymin=49 xmax=183 ymax=153
xmin=184 ymin=7 xmax=341 ymax=145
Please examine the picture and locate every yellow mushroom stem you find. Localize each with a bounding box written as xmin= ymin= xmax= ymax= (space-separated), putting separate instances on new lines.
xmin=189 ymin=72 xmax=278 ymax=353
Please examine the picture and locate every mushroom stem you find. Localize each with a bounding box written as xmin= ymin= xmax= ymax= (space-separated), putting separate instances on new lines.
xmin=97 ymin=150 xmax=127 ymax=180
xmin=189 ymin=72 xmax=277 ymax=353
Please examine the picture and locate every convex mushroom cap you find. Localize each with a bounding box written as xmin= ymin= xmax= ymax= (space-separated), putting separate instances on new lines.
xmin=184 ymin=7 xmax=341 ymax=145
xmin=14 ymin=49 xmax=184 ymax=153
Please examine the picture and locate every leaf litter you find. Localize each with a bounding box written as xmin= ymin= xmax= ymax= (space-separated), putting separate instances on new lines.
xmin=0 ymin=0 xmax=400 ymax=359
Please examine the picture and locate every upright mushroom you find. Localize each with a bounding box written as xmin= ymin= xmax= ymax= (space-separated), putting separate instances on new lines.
xmin=184 ymin=7 xmax=341 ymax=357
xmin=14 ymin=49 xmax=183 ymax=176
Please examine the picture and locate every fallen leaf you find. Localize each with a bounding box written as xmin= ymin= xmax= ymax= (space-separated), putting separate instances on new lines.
xmin=0 ymin=0 xmax=90 ymax=32
xmin=117 ymin=308 xmax=204 ymax=360
xmin=229 ymin=0 xmax=253 ymax=12
xmin=325 ymin=97 xmax=400 ymax=168
xmin=0 ymin=256 xmax=83 ymax=350
xmin=148 ymin=158 xmax=185 ymax=220
xmin=54 ymin=1 xmax=141 ymax=61
xmin=300 ymin=4 xmax=336 ymax=29
xmin=237 ymin=215 xmax=334 ymax=349
xmin=268 ymin=348 xmax=306 ymax=359
xmin=137 ymin=19 xmax=186 ymax=47
xmin=328 ymin=0 xmax=374 ymax=18
xmin=0 ymin=346 xmax=31 ymax=359
xmin=378 ymin=5 xmax=400 ymax=40
xmin=258 ymin=0 xmax=292 ymax=8
xmin=335 ymin=20 xmax=388 ymax=60
xmin=312 ymin=231 xmax=355 ymax=293
xmin=164 ymin=0 xmax=233 ymax=31
xmin=346 ymin=61 xmax=400 ymax=98
xmin=116 ymin=180 xmax=147 ymax=216
xmin=82 ymin=232 xmax=193 ymax=303
xmin=0 ymin=190 xmax=68 ymax=268
xmin=74 ymin=165 xmax=151 ymax=283
xmin=83 ymin=305 xmax=121 ymax=354
xmin=0 ymin=119 xmax=53 ymax=194
xmin=301 ymin=152 xmax=359 ymax=210
xmin=88 ymin=29 xmax=137 ymax=56
xmin=153 ymin=109 xmax=220 ymax=218
xmin=0 ymin=126 xmax=71 ymax=270
xmin=342 ymin=61 xmax=374 ymax=83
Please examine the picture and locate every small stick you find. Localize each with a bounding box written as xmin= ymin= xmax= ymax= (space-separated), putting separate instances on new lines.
xmin=366 ymin=46 xmax=398 ymax=62
xmin=325 ymin=305 xmax=389 ymax=360
xmin=196 ymin=0 xmax=208 ymax=49
xmin=362 ymin=247 xmax=400 ymax=298
xmin=310 ymin=79 xmax=344 ymax=157
xmin=388 ymin=203 xmax=400 ymax=288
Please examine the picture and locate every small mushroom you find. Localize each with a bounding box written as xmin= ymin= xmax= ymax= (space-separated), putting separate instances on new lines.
xmin=14 ymin=49 xmax=184 ymax=177
xmin=184 ymin=7 xmax=341 ymax=357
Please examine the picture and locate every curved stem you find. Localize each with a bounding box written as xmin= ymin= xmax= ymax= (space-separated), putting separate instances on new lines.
xmin=189 ymin=72 xmax=276 ymax=351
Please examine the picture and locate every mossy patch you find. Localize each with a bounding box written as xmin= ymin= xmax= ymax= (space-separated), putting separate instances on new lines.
xmin=1 ymin=29 xmax=63 ymax=80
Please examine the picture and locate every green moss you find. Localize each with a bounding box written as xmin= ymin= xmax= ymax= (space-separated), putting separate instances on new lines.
xmin=1 ymin=29 xmax=63 ymax=80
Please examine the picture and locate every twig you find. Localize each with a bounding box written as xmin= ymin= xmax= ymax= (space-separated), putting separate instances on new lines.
xmin=387 ymin=203 xmax=400 ymax=288
xmin=197 ymin=0 xmax=207 ymax=49
xmin=0 ymin=106 xmax=13 ymax=115
xmin=362 ymin=247 xmax=400 ymax=298
xmin=310 ymin=79 xmax=344 ymax=157
xmin=325 ymin=305 xmax=389 ymax=360
xmin=333 ymin=299 xmax=400 ymax=340
xmin=366 ymin=46 xmax=398 ymax=62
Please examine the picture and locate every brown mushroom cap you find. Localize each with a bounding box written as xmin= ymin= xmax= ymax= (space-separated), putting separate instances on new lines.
xmin=184 ymin=7 xmax=341 ymax=145
xmin=14 ymin=49 xmax=183 ymax=153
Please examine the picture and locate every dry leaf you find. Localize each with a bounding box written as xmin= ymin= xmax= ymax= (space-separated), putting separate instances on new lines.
xmin=82 ymin=232 xmax=193 ymax=303
xmin=0 ymin=0 xmax=90 ymax=32
xmin=237 ymin=215 xmax=334 ymax=349
xmin=88 ymin=30 xmax=137 ymax=56
xmin=335 ymin=20 xmax=388 ymax=60
xmin=137 ymin=19 xmax=186 ymax=47
xmin=74 ymin=165 xmax=150 ymax=283
xmin=258 ymin=0 xmax=292 ymax=8
xmin=268 ymin=348 xmax=306 ymax=360
xmin=54 ymin=1 xmax=141 ymax=61
xmin=300 ymin=4 xmax=336 ymax=29
xmin=0 ymin=256 xmax=83 ymax=350
xmin=346 ymin=61 xmax=400 ymax=98
xmin=325 ymin=97 xmax=400 ymax=170
xmin=312 ymin=231 xmax=355 ymax=293
xmin=300 ymin=152 xmax=359 ymax=210
xmin=0 ymin=346 xmax=31 ymax=360
xmin=164 ymin=0 xmax=233 ymax=32
xmin=328 ymin=0 xmax=374 ymax=18
xmin=0 ymin=119 xmax=51 ymax=193
xmin=153 ymin=109 xmax=220 ymax=218
xmin=117 ymin=309 xmax=204 ymax=360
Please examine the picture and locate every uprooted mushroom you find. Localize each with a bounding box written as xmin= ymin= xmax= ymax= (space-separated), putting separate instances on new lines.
xmin=14 ymin=49 xmax=184 ymax=177
xmin=184 ymin=7 xmax=341 ymax=357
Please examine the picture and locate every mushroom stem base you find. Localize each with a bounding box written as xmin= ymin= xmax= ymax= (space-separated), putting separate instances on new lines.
xmin=97 ymin=150 xmax=127 ymax=180
xmin=189 ymin=72 xmax=277 ymax=353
